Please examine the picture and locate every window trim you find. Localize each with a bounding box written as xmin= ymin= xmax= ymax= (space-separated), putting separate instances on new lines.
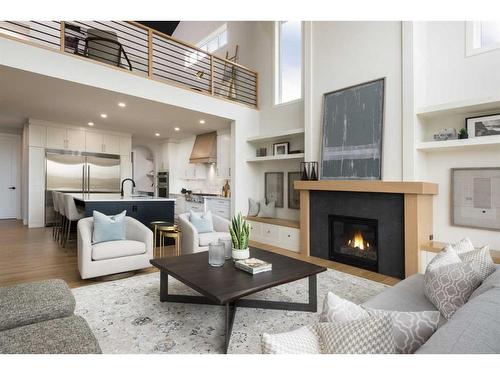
xmin=466 ymin=21 xmax=500 ymax=57
xmin=273 ymin=21 xmax=304 ymax=106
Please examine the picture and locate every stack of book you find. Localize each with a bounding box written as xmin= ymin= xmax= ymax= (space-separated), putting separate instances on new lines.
xmin=234 ymin=258 xmax=272 ymax=274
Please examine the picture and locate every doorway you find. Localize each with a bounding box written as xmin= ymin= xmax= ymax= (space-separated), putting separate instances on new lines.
xmin=0 ymin=134 xmax=21 ymax=219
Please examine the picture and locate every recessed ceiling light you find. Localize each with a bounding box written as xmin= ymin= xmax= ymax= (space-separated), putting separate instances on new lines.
xmin=174 ymin=127 xmax=180 ymax=131
xmin=118 ymin=102 xmax=126 ymax=108
xmin=199 ymin=119 xmax=205 ymax=124
xmin=87 ymin=122 xmax=94 ymax=126
xmin=100 ymin=113 xmax=107 ymax=118
xmin=155 ymin=133 xmax=161 ymax=137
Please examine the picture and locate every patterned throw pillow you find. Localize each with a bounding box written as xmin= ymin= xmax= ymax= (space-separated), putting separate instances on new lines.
xmin=365 ymin=309 xmax=440 ymax=354
xmin=320 ymin=292 xmax=440 ymax=354
xmin=317 ymin=317 xmax=396 ymax=354
xmin=247 ymin=198 xmax=260 ymax=216
xmin=451 ymin=238 xmax=475 ymax=254
xmin=261 ymin=325 xmax=321 ymax=354
xmin=458 ymin=245 xmax=495 ymax=281
xmin=426 ymin=244 xmax=462 ymax=272
xmin=424 ymin=261 xmax=481 ymax=319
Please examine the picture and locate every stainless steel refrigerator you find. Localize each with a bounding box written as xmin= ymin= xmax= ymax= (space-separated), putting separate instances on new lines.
xmin=45 ymin=150 xmax=121 ymax=225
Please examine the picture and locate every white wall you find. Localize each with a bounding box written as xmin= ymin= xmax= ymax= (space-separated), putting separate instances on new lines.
xmin=306 ymin=21 xmax=403 ymax=180
xmin=411 ymin=21 xmax=500 ymax=249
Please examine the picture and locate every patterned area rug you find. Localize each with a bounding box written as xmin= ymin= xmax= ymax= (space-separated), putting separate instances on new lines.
xmin=72 ymin=269 xmax=387 ymax=354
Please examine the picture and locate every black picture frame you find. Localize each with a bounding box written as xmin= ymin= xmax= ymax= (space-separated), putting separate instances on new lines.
xmin=288 ymin=172 xmax=301 ymax=209
xmin=465 ymin=113 xmax=500 ymax=138
xmin=265 ymin=172 xmax=284 ymax=208
xmin=320 ymin=78 xmax=385 ymax=180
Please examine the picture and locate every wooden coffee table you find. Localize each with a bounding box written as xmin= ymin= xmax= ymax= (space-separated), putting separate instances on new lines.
xmin=150 ymin=247 xmax=326 ymax=353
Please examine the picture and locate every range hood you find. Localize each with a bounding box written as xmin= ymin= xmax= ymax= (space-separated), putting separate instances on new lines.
xmin=189 ymin=131 xmax=217 ymax=164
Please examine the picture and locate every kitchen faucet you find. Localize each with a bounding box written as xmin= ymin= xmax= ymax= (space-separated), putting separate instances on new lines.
xmin=120 ymin=178 xmax=136 ymax=197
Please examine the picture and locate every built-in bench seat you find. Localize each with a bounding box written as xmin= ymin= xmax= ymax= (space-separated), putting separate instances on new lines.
xmin=245 ymin=216 xmax=300 ymax=253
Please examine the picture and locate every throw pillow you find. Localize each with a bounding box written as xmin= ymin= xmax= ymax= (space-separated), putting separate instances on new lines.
xmin=320 ymin=292 xmax=440 ymax=354
xmin=365 ymin=309 xmax=441 ymax=354
xmin=317 ymin=317 xmax=396 ymax=354
xmin=424 ymin=261 xmax=482 ymax=319
xmin=458 ymin=245 xmax=495 ymax=281
xmin=261 ymin=325 xmax=321 ymax=354
xmin=319 ymin=292 xmax=369 ymax=322
xmin=248 ymin=198 xmax=260 ymax=217
xmin=425 ymin=244 xmax=462 ymax=273
xmin=189 ymin=210 xmax=214 ymax=234
xmin=92 ymin=210 xmax=126 ymax=244
xmin=450 ymin=238 xmax=475 ymax=254
xmin=258 ymin=199 xmax=276 ymax=218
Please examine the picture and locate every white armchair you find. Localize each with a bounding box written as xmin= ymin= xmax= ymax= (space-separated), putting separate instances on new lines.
xmin=178 ymin=212 xmax=231 ymax=254
xmin=77 ymin=216 xmax=153 ymax=279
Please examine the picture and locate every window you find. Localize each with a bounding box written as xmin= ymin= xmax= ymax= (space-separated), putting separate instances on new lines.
xmin=466 ymin=21 xmax=500 ymax=56
xmin=275 ymin=21 xmax=302 ymax=105
xmin=185 ymin=24 xmax=227 ymax=67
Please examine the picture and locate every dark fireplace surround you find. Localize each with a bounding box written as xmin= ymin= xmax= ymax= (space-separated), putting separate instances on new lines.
xmin=310 ymin=191 xmax=405 ymax=279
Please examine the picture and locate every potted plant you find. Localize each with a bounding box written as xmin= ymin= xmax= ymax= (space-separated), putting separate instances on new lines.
xmin=459 ymin=128 xmax=468 ymax=139
xmin=229 ymin=213 xmax=250 ymax=260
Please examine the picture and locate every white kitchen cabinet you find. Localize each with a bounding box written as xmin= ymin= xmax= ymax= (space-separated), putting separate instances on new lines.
xmin=247 ymin=218 xmax=300 ymax=253
xmin=205 ymin=197 xmax=230 ymax=219
xmin=46 ymin=127 xmax=67 ymax=149
xmin=103 ymin=134 xmax=121 ymax=155
xmin=28 ymin=124 xmax=46 ymax=147
xmin=85 ymin=131 xmax=103 ymax=153
xmin=216 ymin=132 xmax=231 ymax=179
xmin=66 ymin=128 xmax=86 ymax=151
xmin=184 ymin=163 xmax=206 ymax=180
xmin=28 ymin=146 xmax=45 ymax=228
xmin=119 ymin=136 xmax=132 ymax=156
xmin=185 ymin=201 xmax=205 ymax=213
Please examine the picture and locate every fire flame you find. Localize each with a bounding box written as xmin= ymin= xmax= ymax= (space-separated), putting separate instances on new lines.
xmin=348 ymin=230 xmax=369 ymax=250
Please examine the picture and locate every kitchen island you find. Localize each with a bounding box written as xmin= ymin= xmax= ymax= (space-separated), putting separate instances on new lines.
xmin=71 ymin=194 xmax=176 ymax=227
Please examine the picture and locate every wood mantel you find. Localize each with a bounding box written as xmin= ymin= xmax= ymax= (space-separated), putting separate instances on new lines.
xmin=294 ymin=180 xmax=439 ymax=278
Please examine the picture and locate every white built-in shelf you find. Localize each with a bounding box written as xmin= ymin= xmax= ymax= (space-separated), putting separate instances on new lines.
xmin=246 ymin=128 xmax=304 ymax=143
xmin=417 ymin=135 xmax=500 ymax=152
xmin=416 ymin=96 xmax=500 ymax=118
xmin=246 ymin=153 xmax=305 ymax=162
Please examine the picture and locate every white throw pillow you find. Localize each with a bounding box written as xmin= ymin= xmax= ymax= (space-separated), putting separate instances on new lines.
xmin=258 ymin=199 xmax=276 ymax=218
xmin=261 ymin=325 xmax=321 ymax=354
xmin=247 ymin=198 xmax=260 ymax=217
xmin=317 ymin=317 xmax=396 ymax=354
xmin=450 ymin=238 xmax=475 ymax=254
xmin=425 ymin=244 xmax=462 ymax=273
xmin=319 ymin=291 xmax=440 ymax=354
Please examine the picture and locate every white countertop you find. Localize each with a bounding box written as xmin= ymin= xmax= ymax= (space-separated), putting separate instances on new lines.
xmin=71 ymin=193 xmax=176 ymax=202
xmin=202 ymin=195 xmax=230 ymax=200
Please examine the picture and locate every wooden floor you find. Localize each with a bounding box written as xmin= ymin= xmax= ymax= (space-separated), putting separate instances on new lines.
xmin=0 ymin=219 xmax=399 ymax=289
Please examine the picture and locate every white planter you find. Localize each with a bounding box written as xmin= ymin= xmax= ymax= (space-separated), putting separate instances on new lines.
xmin=232 ymin=248 xmax=250 ymax=260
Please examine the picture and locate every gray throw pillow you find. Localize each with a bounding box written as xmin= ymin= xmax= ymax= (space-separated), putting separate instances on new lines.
xmin=258 ymin=199 xmax=276 ymax=218
xmin=458 ymin=245 xmax=495 ymax=281
xmin=317 ymin=317 xmax=396 ymax=354
xmin=247 ymin=198 xmax=260 ymax=217
xmin=424 ymin=261 xmax=481 ymax=319
xmin=261 ymin=325 xmax=321 ymax=354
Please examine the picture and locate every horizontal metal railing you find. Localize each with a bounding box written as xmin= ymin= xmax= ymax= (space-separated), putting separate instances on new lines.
xmin=0 ymin=20 xmax=258 ymax=108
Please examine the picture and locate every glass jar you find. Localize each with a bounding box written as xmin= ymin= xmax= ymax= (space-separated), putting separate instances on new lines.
xmin=218 ymin=238 xmax=233 ymax=260
xmin=208 ymin=242 xmax=225 ymax=267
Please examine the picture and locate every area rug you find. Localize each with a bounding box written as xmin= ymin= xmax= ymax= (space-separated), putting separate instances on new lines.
xmin=72 ymin=269 xmax=387 ymax=354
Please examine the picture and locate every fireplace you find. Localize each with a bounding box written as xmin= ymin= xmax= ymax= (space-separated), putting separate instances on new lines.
xmin=329 ymin=215 xmax=378 ymax=272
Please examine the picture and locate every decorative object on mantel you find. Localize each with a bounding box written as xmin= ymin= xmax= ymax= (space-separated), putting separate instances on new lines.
xmin=273 ymin=142 xmax=289 ymax=155
xmin=458 ymin=128 xmax=468 ymax=140
xmin=320 ymin=78 xmax=385 ymax=180
xmin=265 ymin=172 xmax=284 ymax=208
xmin=288 ymin=172 xmax=301 ymax=209
xmin=289 ymin=149 xmax=304 ymax=154
xmin=300 ymin=162 xmax=319 ymax=181
xmin=451 ymin=167 xmax=500 ymax=231
xmin=229 ymin=213 xmax=250 ymax=260
xmin=466 ymin=113 xmax=500 ymax=138
xmin=433 ymin=128 xmax=458 ymax=141
xmin=256 ymin=147 xmax=267 ymax=157
xmin=300 ymin=161 xmax=310 ymax=180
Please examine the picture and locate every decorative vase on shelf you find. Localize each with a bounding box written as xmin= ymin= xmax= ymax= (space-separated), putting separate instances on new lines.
xmin=310 ymin=162 xmax=318 ymax=181
xmin=300 ymin=162 xmax=309 ymax=180
xmin=229 ymin=213 xmax=251 ymax=261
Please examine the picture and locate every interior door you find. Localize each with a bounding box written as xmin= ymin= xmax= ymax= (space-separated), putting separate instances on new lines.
xmin=0 ymin=137 xmax=20 ymax=219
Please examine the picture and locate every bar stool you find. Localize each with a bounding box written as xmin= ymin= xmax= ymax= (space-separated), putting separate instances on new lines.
xmin=51 ymin=191 xmax=60 ymax=240
xmin=62 ymin=193 xmax=85 ymax=248
xmin=158 ymin=223 xmax=181 ymax=257
xmin=56 ymin=192 xmax=67 ymax=247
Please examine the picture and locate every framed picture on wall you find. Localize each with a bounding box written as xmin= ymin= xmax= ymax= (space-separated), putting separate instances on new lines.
xmin=288 ymin=172 xmax=301 ymax=209
xmin=273 ymin=142 xmax=289 ymax=155
xmin=265 ymin=172 xmax=284 ymax=208
xmin=466 ymin=113 xmax=500 ymax=138
xmin=451 ymin=167 xmax=500 ymax=231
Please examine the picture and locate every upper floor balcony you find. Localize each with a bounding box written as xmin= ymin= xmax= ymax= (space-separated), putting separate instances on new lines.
xmin=0 ymin=21 xmax=258 ymax=108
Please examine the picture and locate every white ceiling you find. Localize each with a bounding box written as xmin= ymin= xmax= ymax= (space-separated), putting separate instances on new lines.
xmin=0 ymin=65 xmax=231 ymax=141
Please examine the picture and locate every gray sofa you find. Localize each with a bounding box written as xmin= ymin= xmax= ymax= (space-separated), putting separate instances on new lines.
xmin=0 ymin=279 xmax=101 ymax=354
xmin=362 ymin=265 xmax=500 ymax=353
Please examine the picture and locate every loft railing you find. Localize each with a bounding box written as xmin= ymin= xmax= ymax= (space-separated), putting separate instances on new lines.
xmin=0 ymin=21 xmax=258 ymax=108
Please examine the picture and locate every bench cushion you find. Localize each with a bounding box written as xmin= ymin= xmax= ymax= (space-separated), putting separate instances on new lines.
xmin=0 ymin=315 xmax=101 ymax=354
xmin=0 ymin=279 xmax=75 ymax=331
xmin=92 ymin=240 xmax=145 ymax=261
